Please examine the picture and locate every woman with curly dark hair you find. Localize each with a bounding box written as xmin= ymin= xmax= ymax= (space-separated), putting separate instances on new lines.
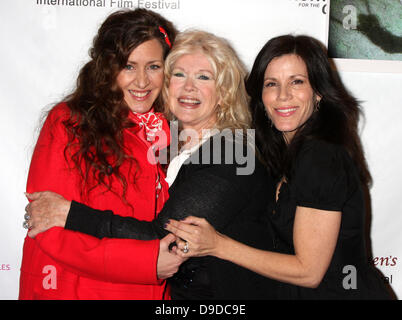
xmin=19 ymin=9 xmax=181 ymax=299
xmin=163 ymin=35 xmax=393 ymax=299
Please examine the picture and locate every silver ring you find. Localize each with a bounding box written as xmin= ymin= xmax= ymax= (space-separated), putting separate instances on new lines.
xmin=24 ymin=213 xmax=30 ymax=221
xmin=23 ymin=220 xmax=31 ymax=230
xmin=182 ymin=241 xmax=189 ymax=254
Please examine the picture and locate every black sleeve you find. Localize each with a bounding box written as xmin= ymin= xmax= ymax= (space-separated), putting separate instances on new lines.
xmin=66 ymin=164 xmax=255 ymax=240
xmin=65 ymin=140 xmax=263 ymax=240
xmin=65 ymin=200 xmax=161 ymax=240
xmin=290 ymin=140 xmax=349 ymax=211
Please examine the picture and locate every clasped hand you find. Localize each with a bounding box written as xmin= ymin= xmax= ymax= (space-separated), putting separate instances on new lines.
xmin=165 ymin=216 xmax=222 ymax=258
xmin=24 ymin=191 xmax=70 ymax=238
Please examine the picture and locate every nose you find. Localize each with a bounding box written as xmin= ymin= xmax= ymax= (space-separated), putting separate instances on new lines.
xmin=277 ymin=84 xmax=291 ymax=101
xmin=135 ymin=69 xmax=150 ymax=89
xmin=184 ymin=76 xmax=196 ymax=92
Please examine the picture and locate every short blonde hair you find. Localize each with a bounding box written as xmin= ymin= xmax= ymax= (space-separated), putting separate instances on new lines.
xmin=162 ymin=30 xmax=251 ymax=132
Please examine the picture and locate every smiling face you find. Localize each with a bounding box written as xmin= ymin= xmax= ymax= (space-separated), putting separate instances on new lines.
xmin=262 ymin=54 xmax=320 ymax=142
xmin=116 ymin=39 xmax=164 ymax=114
xmin=168 ymin=52 xmax=220 ymax=134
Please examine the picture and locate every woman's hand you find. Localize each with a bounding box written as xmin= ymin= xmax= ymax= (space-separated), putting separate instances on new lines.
xmin=24 ymin=191 xmax=71 ymax=238
xmin=164 ymin=216 xmax=223 ymax=258
xmin=157 ymin=233 xmax=187 ymax=279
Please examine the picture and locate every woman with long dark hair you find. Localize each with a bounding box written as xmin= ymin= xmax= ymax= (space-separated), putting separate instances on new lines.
xmin=19 ymin=9 xmax=181 ymax=299
xmin=164 ymin=35 xmax=392 ymax=299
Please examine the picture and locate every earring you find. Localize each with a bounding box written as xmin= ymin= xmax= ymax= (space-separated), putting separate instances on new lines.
xmin=314 ymin=99 xmax=321 ymax=112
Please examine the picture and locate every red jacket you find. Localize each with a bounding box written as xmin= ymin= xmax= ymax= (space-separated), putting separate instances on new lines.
xmin=19 ymin=103 xmax=171 ymax=300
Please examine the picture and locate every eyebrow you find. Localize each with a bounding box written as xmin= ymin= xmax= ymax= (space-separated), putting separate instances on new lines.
xmin=199 ymin=69 xmax=214 ymax=74
xmin=264 ymin=74 xmax=308 ymax=81
xmin=127 ymin=59 xmax=163 ymax=64
xmin=173 ymin=66 xmax=214 ymax=74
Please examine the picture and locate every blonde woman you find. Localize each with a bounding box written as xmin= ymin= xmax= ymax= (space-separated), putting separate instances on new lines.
xmin=25 ymin=30 xmax=278 ymax=299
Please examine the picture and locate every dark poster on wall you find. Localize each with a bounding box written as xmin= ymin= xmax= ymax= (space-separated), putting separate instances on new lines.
xmin=328 ymin=0 xmax=402 ymax=61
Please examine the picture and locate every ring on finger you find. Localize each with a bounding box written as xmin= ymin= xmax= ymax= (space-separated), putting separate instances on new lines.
xmin=182 ymin=241 xmax=189 ymax=254
xmin=24 ymin=213 xmax=30 ymax=221
xmin=23 ymin=220 xmax=32 ymax=230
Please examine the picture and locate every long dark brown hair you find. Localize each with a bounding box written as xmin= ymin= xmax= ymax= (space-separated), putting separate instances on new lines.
xmin=246 ymin=35 xmax=371 ymax=187
xmin=61 ymin=9 xmax=177 ymax=200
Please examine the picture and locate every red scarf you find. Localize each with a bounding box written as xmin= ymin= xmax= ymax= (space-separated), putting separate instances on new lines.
xmin=130 ymin=108 xmax=164 ymax=142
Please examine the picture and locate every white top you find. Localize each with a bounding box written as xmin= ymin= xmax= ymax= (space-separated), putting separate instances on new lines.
xmin=165 ymin=132 xmax=213 ymax=187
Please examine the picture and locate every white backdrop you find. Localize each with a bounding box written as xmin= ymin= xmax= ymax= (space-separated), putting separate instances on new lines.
xmin=0 ymin=0 xmax=400 ymax=299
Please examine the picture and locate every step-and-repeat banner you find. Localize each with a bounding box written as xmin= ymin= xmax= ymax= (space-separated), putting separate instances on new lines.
xmin=0 ymin=0 xmax=401 ymax=299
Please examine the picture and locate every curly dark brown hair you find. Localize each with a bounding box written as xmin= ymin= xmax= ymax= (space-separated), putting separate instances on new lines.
xmin=61 ymin=9 xmax=177 ymax=200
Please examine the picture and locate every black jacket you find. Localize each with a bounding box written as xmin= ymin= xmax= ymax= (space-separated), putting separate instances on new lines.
xmin=65 ymin=134 xmax=278 ymax=299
